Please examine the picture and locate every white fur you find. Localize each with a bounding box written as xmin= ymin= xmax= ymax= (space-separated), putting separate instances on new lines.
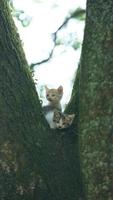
xmin=45 ymin=111 xmax=56 ymax=129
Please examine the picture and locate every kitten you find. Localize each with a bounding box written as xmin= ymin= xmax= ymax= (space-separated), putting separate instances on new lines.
xmin=42 ymin=85 xmax=63 ymax=129
xmin=53 ymin=110 xmax=75 ymax=129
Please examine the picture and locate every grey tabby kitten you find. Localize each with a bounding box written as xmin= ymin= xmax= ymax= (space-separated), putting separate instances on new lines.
xmin=53 ymin=110 xmax=75 ymax=129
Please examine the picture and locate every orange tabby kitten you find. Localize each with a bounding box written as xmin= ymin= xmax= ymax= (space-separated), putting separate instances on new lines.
xmin=43 ymin=85 xmax=63 ymax=129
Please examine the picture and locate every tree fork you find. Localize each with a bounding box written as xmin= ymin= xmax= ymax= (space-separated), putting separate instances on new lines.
xmin=0 ymin=1 xmax=83 ymax=199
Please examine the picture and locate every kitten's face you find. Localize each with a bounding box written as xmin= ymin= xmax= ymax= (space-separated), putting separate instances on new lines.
xmin=45 ymin=86 xmax=63 ymax=104
xmin=53 ymin=111 xmax=75 ymax=129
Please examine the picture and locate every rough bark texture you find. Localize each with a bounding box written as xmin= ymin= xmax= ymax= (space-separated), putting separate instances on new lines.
xmin=0 ymin=1 xmax=83 ymax=200
xmin=79 ymin=0 xmax=113 ymax=199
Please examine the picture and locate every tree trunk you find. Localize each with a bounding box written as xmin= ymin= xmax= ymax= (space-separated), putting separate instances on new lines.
xmin=0 ymin=1 xmax=83 ymax=199
xmin=79 ymin=0 xmax=113 ymax=199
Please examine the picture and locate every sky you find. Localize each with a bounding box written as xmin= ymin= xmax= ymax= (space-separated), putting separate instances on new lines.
xmin=13 ymin=0 xmax=86 ymax=109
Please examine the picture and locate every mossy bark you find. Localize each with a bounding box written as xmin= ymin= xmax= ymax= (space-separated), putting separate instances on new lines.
xmin=0 ymin=1 xmax=83 ymax=200
xmin=79 ymin=0 xmax=113 ymax=199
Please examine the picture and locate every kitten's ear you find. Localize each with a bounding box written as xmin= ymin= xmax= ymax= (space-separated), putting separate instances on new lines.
xmin=54 ymin=110 xmax=61 ymax=117
xmin=57 ymin=85 xmax=63 ymax=94
xmin=45 ymin=85 xmax=49 ymax=92
xmin=53 ymin=110 xmax=61 ymax=122
xmin=54 ymin=110 xmax=58 ymax=116
xmin=69 ymin=114 xmax=75 ymax=123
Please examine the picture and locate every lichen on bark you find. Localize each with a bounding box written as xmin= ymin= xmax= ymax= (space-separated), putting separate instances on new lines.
xmin=79 ymin=0 xmax=113 ymax=199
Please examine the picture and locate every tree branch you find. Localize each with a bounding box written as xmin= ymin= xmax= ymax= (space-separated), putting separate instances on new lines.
xmin=30 ymin=8 xmax=85 ymax=69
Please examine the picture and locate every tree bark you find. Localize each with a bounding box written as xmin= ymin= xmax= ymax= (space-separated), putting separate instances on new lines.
xmin=79 ymin=0 xmax=113 ymax=199
xmin=0 ymin=1 xmax=83 ymax=200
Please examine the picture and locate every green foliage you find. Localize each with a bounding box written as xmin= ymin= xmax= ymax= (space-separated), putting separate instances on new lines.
xmin=71 ymin=7 xmax=86 ymax=21
xmin=72 ymin=41 xmax=81 ymax=50
xmin=8 ymin=0 xmax=32 ymax=27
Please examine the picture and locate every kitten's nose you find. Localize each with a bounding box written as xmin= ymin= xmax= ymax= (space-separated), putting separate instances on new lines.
xmin=58 ymin=126 xmax=62 ymax=129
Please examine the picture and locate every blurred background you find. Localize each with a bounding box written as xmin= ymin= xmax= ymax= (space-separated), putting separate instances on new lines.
xmin=9 ymin=0 xmax=86 ymax=109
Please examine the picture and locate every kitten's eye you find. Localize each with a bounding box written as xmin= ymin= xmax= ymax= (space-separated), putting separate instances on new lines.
xmin=52 ymin=94 xmax=55 ymax=97
xmin=46 ymin=94 xmax=49 ymax=97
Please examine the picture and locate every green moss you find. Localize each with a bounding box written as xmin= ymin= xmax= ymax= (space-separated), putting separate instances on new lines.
xmin=79 ymin=0 xmax=113 ymax=199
